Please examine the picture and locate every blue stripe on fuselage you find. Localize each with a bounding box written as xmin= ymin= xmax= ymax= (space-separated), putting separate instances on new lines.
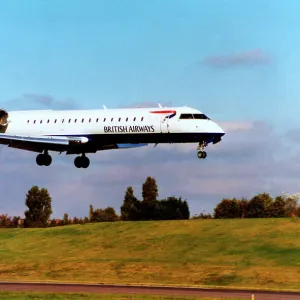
xmin=116 ymin=143 xmax=148 ymax=148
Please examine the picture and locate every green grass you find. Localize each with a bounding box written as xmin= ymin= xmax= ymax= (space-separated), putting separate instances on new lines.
xmin=0 ymin=292 xmax=245 ymax=299
xmin=1 ymin=219 xmax=300 ymax=291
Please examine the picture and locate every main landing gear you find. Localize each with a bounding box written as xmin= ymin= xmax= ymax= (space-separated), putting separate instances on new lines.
xmin=197 ymin=141 xmax=207 ymax=159
xmin=36 ymin=151 xmax=52 ymax=166
xmin=36 ymin=151 xmax=90 ymax=168
xmin=74 ymin=154 xmax=90 ymax=169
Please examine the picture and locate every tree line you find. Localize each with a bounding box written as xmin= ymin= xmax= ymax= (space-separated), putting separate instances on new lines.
xmin=1 ymin=178 xmax=300 ymax=228
xmin=0 ymin=176 xmax=190 ymax=228
xmin=210 ymin=192 xmax=300 ymax=219
xmin=190 ymin=192 xmax=300 ymax=219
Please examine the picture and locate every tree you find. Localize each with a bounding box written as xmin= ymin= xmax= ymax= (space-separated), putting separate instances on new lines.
xmin=63 ymin=213 xmax=69 ymax=225
xmin=120 ymin=186 xmax=138 ymax=221
xmin=73 ymin=216 xmax=79 ymax=224
xmin=150 ymin=196 xmax=190 ymax=220
xmin=0 ymin=214 xmax=12 ymax=227
xmin=247 ymin=193 xmax=271 ymax=218
xmin=140 ymin=176 xmax=159 ymax=220
xmin=296 ymin=206 xmax=300 ymax=218
xmin=142 ymin=176 xmax=158 ymax=203
xmin=77 ymin=218 xmax=84 ymax=224
xmin=92 ymin=207 xmax=119 ymax=222
xmin=24 ymin=186 xmax=53 ymax=228
xmin=239 ymin=198 xmax=248 ymax=218
xmin=214 ymin=198 xmax=242 ymax=218
xmin=12 ymin=216 xmax=21 ymax=227
xmin=49 ymin=218 xmax=57 ymax=227
xmin=181 ymin=199 xmax=190 ymax=219
xmin=89 ymin=204 xmax=94 ymax=222
xmin=261 ymin=193 xmax=274 ymax=217
xmin=282 ymin=192 xmax=300 ymax=217
xmin=119 ymin=177 xmax=191 ymax=221
xmin=272 ymin=196 xmax=286 ymax=217
xmin=103 ymin=207 xmax=119 ymax=221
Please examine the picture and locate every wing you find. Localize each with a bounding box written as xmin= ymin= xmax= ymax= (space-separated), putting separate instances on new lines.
xmin=0 ymin=133 xmax=149 ymax=154
xmin=0 ymin=133 xmax=89 ymax=153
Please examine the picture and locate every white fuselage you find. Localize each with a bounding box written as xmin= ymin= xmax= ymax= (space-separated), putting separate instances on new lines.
xmin=0 ymin=105 xmax=225 ymax=167
xmin=6 ymin=106 xmax=224 ymax=138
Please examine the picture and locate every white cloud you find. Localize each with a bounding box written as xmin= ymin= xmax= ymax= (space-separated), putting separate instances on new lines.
xmin=201 ymin=49 xmax=271 ymax=68
xmin=219 ymin=121 xmax=254 ymax=132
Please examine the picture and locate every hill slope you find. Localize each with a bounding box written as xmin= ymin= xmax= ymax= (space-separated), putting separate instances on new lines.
xmin=1 ymin=219 xmax=300 ymax=291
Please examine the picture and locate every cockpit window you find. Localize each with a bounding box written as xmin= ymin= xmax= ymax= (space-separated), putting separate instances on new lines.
xmin=193 ymin=114 xmax=210 ymax=120
xmin=179 ymin=113 xmax=210 ymax=120
xmin=179 ymin=113 xmax=194 ymax=119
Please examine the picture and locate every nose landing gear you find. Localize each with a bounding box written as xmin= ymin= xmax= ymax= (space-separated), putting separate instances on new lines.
xmin=197 ymin=141 xmax=207 ymax=159
xmin=197 ymin=150 xmax=207 ymax=159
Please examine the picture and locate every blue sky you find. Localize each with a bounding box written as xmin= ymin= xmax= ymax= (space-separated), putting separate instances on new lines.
xmin=0 ymin=0 xmax=300 ymax=218
xmin=1 ymin=0 xmax=299 ymax=125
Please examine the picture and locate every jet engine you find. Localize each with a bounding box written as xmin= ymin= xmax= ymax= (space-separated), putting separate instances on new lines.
xmin=0 ymin=109 xmax=8 ymax=133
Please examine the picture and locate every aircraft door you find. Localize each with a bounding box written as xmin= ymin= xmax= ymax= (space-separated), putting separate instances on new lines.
xmin=160 ymin=115 xmax=169 ymax=133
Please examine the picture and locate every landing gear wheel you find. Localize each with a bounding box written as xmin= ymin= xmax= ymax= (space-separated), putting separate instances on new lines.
xmin=82 ymin=156 xmax=90 ymax=168
xmin=197 ymin=151 xmax=207 ymax=159
xmin=36 ymin=154 xmax=44 ymax=166
xmin=44 ymin=155 xmax=52 ymax=166
xmin=197 ymin=141 xmax=208 ymax=159
xmin=36 ymin=153 xmax=52 ymax=166
xmin=74 ymin=156 xmax=82 ymax=168
xmin=74 ymin=155 xmax=90 ymax=168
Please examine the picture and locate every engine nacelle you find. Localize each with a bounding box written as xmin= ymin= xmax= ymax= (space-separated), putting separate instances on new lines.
xmin=0 ymin=109 xmax=8 ymax=133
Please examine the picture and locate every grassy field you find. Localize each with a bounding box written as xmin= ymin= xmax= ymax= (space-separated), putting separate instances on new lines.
xmin=0 ymin=293 xmax=244 ymax=300
xmin=0 ymin=218 xmax=300 ymax=291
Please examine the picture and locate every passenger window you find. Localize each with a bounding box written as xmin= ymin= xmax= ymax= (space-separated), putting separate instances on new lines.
xmin=104 ymin=118 xmax=106 ymax=122
xmin=54 ymin=119 xmax=57 ymax=123
xmin=133 ymin=117 xmax=136 ymax=121
xmin=111 ymin=117 xmax=113 ymax=121
xmin=40 ymin=120 xmax=42 ymax=124
xmin=82 ymin=118 xmax=84 ymax=123
xmin=141 ymin=117 xmax=144 ymax=121
xmin=126 ymin=117 xmax=128 ymax=122
xmin=75 ymin=119 xmax=77 ymax=123
xmin=96 ymin=118 xmax=99 ymax=122
xmin=89 ymin=118 xmax=91 ymax=122
xmin=47 ymin=120 xmax=50 ymax=123
xmin=34 ymin=120 xmax=36 ymax=124
xmin=179 ymin=114 xmax=193 ymax=119
xmin=118 ymin=117 xmax=121 ymax=122
xmin=69 ymin=119 xmax=71 ymax=123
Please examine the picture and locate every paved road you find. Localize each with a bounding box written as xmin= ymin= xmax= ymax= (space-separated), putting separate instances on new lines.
xmin=0 ymin=282 xmax=299 ymax=299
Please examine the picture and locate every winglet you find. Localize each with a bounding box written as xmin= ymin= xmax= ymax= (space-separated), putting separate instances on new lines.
xmin=158 ymin=103 xmax=162 ymax=108
xmin=103 ymin=105 xmax=107 ymax=110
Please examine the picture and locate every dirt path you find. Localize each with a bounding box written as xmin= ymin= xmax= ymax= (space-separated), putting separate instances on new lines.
xmin=0 ymin=282 xmax=299 ymax=299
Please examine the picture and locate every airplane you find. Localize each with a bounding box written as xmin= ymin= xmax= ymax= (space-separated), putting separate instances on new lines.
xmin=0 ymin=104 xmax=225 ymax=168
